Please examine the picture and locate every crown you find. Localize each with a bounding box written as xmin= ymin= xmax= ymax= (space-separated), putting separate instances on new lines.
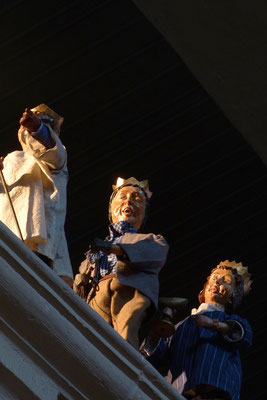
xmin=31 ymin=103 xmax=64 ymax=135
xmin=112 ymin=177 xmax=152 ymax=199
xmin=218 ymin=260 xmax=252 ymax=295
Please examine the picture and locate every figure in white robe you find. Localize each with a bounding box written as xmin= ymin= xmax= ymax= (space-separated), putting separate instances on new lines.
xmin=0 ymin=105 xmax=73 ymax=283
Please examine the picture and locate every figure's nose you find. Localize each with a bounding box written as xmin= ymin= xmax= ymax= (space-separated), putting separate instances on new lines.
xmin=125 ymin=193 xmax=134 ymax=203
xmin=219 ymin=284 xmax=227 ymax=295
xmin=124 ymin=196 xmax=131 ymax=205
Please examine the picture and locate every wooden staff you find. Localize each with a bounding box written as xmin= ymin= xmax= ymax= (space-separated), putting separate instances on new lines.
xmin=0 ymin=167 xmax=24 ymax=241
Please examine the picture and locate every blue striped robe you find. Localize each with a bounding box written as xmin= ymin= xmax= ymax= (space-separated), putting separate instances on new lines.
xmin=148 ymin=310 xmax=252 ymax=400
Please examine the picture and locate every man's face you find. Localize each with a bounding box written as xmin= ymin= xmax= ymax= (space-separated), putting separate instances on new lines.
xmin=204 ymin=268 xmax=236 ymax=307
xmin=110 ymin=186 xmax=146 ymax=231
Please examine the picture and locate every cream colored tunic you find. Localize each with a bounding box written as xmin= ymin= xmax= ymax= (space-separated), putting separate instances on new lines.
xmin=0 ymin=126 xmax=73 ymax=278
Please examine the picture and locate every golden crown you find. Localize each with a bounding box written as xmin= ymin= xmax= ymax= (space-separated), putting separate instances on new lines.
xmin=218 ymin=260 xmax=252 ymax=295
xmin=31 ymin=103 xmax=64 ymax=135
xmin=112 ymin=177 xmax=152 ymax=199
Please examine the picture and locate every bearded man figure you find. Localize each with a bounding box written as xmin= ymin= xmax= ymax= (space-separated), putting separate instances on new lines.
xmin=73 ymin=177 xmax=169 ymax=349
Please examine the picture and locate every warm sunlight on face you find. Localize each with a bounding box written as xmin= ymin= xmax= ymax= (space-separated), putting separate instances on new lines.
xmin=204 ymin=269 xmax=236 ymax=307
xmin=111 ymin=186 xmax=146 ymax=230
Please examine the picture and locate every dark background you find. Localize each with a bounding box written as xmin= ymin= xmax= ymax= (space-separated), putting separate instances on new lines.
xmin=1 ymin=1 xmax=266 ymax=398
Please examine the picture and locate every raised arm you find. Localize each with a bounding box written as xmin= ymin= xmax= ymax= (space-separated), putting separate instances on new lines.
xmin=19 ymin=108 xmax=66 ymax=170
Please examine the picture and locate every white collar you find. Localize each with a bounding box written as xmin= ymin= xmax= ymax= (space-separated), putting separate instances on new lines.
xmin=191 ymin=302 xmax=225 ymax=315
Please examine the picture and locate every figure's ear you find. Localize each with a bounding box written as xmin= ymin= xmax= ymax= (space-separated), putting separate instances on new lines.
xmin=198 ymin=289 xmax=205 ymax=304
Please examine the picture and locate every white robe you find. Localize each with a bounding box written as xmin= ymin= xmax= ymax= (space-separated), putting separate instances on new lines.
xmin=0 ymin=126 xmax=73 ymax=278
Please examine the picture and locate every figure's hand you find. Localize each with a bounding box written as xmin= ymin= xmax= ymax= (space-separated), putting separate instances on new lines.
xmin=193 ymin=314 xmax=218 ymax=330
xmin=0 ymin=156 xmax=4 ymax=170
xmin=73 ymin=273 xmax=89 ymax=288
xmin=90 ymin=238 xmax=113 ymax=254
xmin=72 ymin=273 xmax=90 ymax=300
xmin=193 ymin=314 xmax=229 ymax=334
xmin=19 ymin=108 xmax=41 ymax=132
xmin=90 ymin=238 xmax=124 ymax=256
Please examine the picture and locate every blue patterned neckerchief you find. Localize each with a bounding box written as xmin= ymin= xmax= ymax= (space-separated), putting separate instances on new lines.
xmin=86 ymin=221 xmax=136 ymax=277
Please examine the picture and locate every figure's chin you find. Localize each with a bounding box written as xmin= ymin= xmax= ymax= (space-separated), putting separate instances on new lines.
xmin=118 ymin=216 xmax=135 ymax=225
xmin=212 ymin=295 xmax=225 ymax=305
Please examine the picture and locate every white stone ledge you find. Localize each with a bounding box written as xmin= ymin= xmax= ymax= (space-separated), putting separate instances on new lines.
xmin=0 ymin=222 xmax=185 ymax=400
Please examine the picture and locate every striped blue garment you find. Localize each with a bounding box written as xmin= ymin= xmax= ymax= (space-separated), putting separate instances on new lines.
xmin=148 ymin=309 xmax=253 ymax=400
xmin=86 ymin=221 xmax=136 ymax=277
